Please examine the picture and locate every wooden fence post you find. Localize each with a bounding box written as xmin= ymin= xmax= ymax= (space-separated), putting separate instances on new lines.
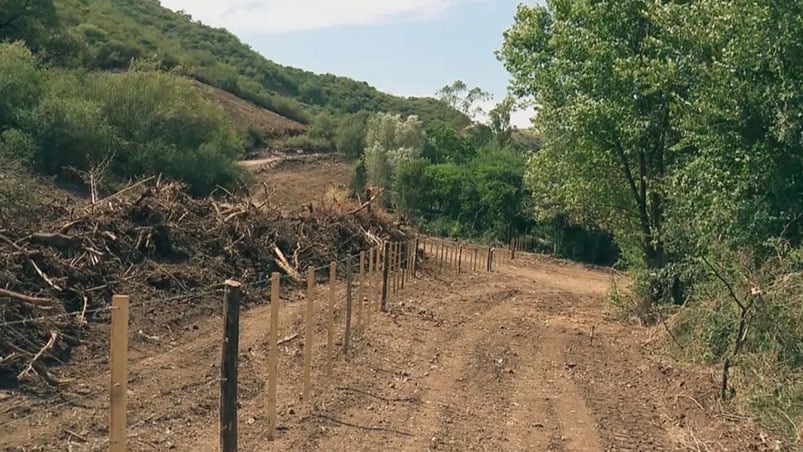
xmin=327 ymin=262 xmax=335 ymax=375
xmin=303 ymin=267 xmax=314 ymax=402
xmin=109 ymin=294 xmax=129 ymax=452
xmin=439 ymin=243 xmax=445 ymax=275
xmin=267 ymin=273 xmax=280 ymax=441
xmin=344 ymin=256 xmax=353 ymax=356
xmin=381 ymin=242 xmax=390 ymax=312
xmin=357 ymin=251 xmax=365 ymax=330
xmin=458 ymin=246 xmax=463 ymax=274
xmin=389 ymin=243 xmax=395 ymax=297
xmin=366 ymin=248 xmax=374 ymax=326
xmin=220 ymin=280 xmax=241 ymax=452
xmin=413 ymin=238 xmax=419 ymax=278
xmin=400 ymin=242 xmax=406 ymax=291
xmin=473 ymin=248 xmax=478 ymax=272
xmin=393 ymin=242 xmax=400 ymax=299
xmin=487 ymin=247 xmax=492 ymax=272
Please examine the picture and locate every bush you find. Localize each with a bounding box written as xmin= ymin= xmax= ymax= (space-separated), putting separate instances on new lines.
xmin=89 ymin=70 xmax=244 ymax=195
xmin=670 ymin=244 xmax=803 ymax=439
xmin=0 ymin=43 xmax=41 ymax=128
xmin=0 ymin=129 xmax=38 ymax=163
xmin=336 ymin=113 xmax=368 ymax=159
xmin=0 ymin=50 xmax=247 ymax=196
xmin=277 ymin=134 xmax=334 ymax=153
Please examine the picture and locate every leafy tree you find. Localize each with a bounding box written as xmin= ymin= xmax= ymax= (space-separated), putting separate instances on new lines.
xmin=0 ymin=0 xmax=58 ymax=51
xmin=435 ymin=80 xmax=492 ymax=119
xmin=500 ymin=0 xmax=686 ymax=303
xmin=422 ymin=124 xmax=473 ymax=164
xmin=363 ymin=113 xmax=425 ymax=203
xmin=0 ymin=42 xmax=41 ymax=128
xmin=488 ymin=96 xmax=515 ymax=143
xmin=335 ymin=113 xmax=368 ymax=159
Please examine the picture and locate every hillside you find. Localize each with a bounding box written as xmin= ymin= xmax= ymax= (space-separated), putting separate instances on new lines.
xmin=52 ymin=0 xmax=469 ymax=127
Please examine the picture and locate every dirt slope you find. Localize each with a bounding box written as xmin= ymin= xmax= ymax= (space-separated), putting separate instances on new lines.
xmin=1 ymin=249 xmax=786 ymax=451
xmin=198 ymin=82 xmax=307 ymax=138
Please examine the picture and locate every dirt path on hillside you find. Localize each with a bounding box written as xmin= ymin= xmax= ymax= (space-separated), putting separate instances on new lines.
xmin=1 ymin=252 xmax=779 ymax=451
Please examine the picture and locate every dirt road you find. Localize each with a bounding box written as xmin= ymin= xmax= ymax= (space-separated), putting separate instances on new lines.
xmin=1 ymin=251 xmax=774 ymax=451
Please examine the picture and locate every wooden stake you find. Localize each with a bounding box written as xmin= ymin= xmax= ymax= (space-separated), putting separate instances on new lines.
xmin=413 ymin=239 xmax=418 ymax=278
xmin=327 ymin=262 xmax=336 ymax=375
xmin=473 ymin=248 xmax=478 ymax=272
xmin=381 ymin=242 xmax=390 ymax=312
xmin=303 ymin=267 xmax=314 ymax=402
xmin=397 ymin=242 xmax=403 ymax=294
xmin=220 ymin=281 xmax=241 ymax=452
xmin=357 ymin=251 xmax=365 ymax=330
xmin=109 ymin=295 xmax=129 ymax=452
xmin=458 ymin=246 xmax=463 ymax=274
xmin=267 ymin=273 xmax=280 ymax=441
xmin=344 ymin=256 xmax=353 ymax=356
xmin=392 ymin=243 xmax=398 ymax=299
xmin=367 ymin=248 xmax=374 ymax=325
xmin=439 ymin=243 xmax=444 ymax=275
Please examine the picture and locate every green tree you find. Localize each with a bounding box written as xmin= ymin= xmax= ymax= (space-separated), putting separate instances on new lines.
xmin=435 ymin=80 xmax=492 ymax=120
xmin=335 ymin=112 xmax=368 ymax=159
xmin=489 ymin=96 xmax=515 ymax=143
xmin=499 ymin=0 xmax=685 ymax=303
xmin=0 ymin=42 xmax=40 ymax=128
xmin=0 ymin=0 xmax=58 ymax=51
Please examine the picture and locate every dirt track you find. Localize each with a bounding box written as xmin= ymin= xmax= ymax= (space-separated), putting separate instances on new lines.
xmin=2 ymin=249 xmax=777 ymax=451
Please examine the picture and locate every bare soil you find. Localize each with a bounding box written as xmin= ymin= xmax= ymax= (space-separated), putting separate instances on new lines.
xmin=248 ymin=156 xmax=353 ymax=213
xmin=1 ymin=249 xmax=787 ymax=451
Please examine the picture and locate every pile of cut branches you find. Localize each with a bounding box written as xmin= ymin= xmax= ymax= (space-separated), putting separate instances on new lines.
xmin=0 ymin=177 xmax=406 ymax=389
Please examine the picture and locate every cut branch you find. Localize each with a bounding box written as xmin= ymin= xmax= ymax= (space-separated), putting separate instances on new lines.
xmin=0 ymin=288 xmax=57 ymax=308
xmin=272 ymin=245 xmax=303 ymax=282
xmin=17 ymin=330 xmax=59 ymax=381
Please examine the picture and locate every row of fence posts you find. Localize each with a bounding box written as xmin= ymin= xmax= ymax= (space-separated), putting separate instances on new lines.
xmin=508 ymin=234 xmax=537 ymax=260
xmin=105 ymin=238 xmax=501 ymax=452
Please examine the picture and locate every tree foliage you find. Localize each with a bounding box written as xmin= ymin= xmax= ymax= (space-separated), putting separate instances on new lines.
xmin=500 ymin=0 xmax=803 ymax=431
xmin=0 ymin=42 xmax=244 ymax=195
xmin=435 ymin=80 xmax=492 ymax=119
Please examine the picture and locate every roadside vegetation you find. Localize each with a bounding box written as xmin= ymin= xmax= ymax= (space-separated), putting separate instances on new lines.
xmin=499 ymin=0 xmax=802 ymax=439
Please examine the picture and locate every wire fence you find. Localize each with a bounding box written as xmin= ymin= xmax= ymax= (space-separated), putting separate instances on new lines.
xmin=0 ymin=236 xmax=509 ymax=450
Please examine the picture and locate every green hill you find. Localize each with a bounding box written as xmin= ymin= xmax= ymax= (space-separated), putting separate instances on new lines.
xmin=0 ymin=0 xmax=468 ymax=196
xmin=52 ymin=0 xmax=468 ymax=127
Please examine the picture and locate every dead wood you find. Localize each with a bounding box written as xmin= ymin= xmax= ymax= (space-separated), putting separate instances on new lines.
xmin=0 ymin=288 xmax=57 ymax=308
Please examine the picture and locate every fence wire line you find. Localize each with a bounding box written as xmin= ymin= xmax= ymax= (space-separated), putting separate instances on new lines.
xmin=0 ymin=241 xmax=418 ymax=327
xmin=0 ymin=389 xmax=100 ymax=430
xmin=0 ymin=238 xmax=478 ymax=436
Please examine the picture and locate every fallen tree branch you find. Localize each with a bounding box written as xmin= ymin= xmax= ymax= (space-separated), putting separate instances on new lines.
xmin=278 ymin=333 xmax=299 ymax=345
xmin=335 ymin=386 xmax=419 ymax=404
xmin=91 ymin=175 xmax=156 ymax=208
xmin=29 ymin=233 xmax=82 ymax=251
xmin=0 ymin=288 xmax=57 ymax=308
xmin=272 ymin=245 xmax=303 ymax=282
xmin=0 ymin=233 xmax=22 ymax=251
xmin=348 ymin=190 xmax=383 ymax=215
xmin=17 ymin=330 xmax=58 ymax=381
xmin=313 ymin=414 xmax=414 ymax=437
xmin=30 ymin=260 xmax=63 ymax=292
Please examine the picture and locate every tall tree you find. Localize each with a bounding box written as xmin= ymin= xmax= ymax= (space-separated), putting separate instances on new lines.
xmin=499 ymin=0 xmax=686 ymax=303
xmin=435 ymin=80 xmax=492 ymax=120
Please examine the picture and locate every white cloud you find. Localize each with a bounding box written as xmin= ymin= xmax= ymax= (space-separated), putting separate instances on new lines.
xmin=160 ymin=0 xmax=482 ymax=34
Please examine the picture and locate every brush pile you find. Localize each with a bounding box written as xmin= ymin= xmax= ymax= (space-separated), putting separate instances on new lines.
xmin=0 ymin=177 xmax=405 ymax=388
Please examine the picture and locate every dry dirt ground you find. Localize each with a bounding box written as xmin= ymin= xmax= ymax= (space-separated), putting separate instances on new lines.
xmin=243 ymin=156 xmax=353 ymax=213
xmin=0 ymin=248 xmax=786 ymax=451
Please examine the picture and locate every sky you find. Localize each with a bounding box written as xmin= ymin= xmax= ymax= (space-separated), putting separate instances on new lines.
xmin=159 ymin=0 xmax=538 ymax=127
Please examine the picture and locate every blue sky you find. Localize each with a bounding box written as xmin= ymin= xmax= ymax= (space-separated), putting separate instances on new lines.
xmin=160 ymin=0 xmax=538 ymax=126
